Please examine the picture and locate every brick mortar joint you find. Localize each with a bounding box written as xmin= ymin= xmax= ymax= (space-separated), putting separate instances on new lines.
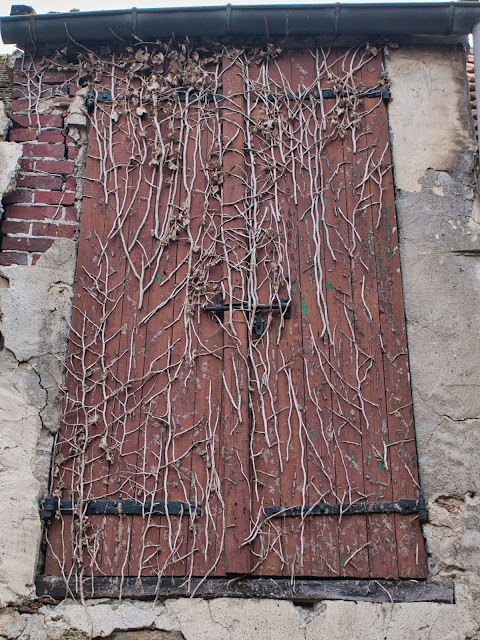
xmin=1 ymin=60 xmax=87 ymax=266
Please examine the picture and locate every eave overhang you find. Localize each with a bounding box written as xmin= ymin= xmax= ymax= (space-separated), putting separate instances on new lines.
xmin=1 ymin=2 xmax=480 ymax=48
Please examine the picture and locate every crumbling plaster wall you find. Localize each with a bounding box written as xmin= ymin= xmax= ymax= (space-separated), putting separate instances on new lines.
xmin=0 ymin=102 xmax=77 ymax=605
xmin=0 ymin=44 xmax=478 ymax=639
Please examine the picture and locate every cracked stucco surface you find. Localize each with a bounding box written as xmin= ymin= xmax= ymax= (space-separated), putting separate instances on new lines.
xmin=0 ymin=44 xmax=479 ymax=639
xmin=0 ymin=239 xmax=76 ymax=606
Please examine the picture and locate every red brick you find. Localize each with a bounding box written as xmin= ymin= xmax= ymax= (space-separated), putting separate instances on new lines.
xmin=2 ymin=236 xmax=54 ymax=252
xmin=19 ymin=158 xmax=35 ymax=172
xmin=1 ymin=221 xmax=30 ymax=235
xmin=17 ymin=174 xmax=63 ymax=190
xmin=5 ymin=205 xmax=62 ymax=221
xmin=32 ymin=223 xmax=77 ymax=239
xmin=11 ymin=114 xmax=64 ymax=128
xmin=63 ymin=206 xmax=78 ymax=222
xmin=0 ymin=252 xmax=29 ymax=266
xmin=12 ymin=88 xmax=28 ymax=100
xmin=13 ymin=69 xmax=28 ymax=83
xmin=67 ymin=146 xmax=79 ymax=159
xmin=35 ymin=191 xmax=75 ymax=206
xmin=41 ymin=70 xmax=77 ymax=85
xmin=65 ymin=177 xmax=77 ymax=191
xmin=39 ymin=85 xmax=70 ymax=98
xmin=31 ymin=254 xmax=42 ymax=265
xmin=38 ymin=130 xmax=65 ymax=143
xmin=69 ymin=85 xmax=79 ymax=97
xmin=36 ymin=160 xmax=75 ymax=175
xmin=10 ymin=129 xmax=37 ymax=142
xmin=4 ymin=190 xmax=33 ymax=205
xmin=23 ymin=143 xmax=65 ymax=159
xmin=11 ymin=99 xmax=29 ymax=113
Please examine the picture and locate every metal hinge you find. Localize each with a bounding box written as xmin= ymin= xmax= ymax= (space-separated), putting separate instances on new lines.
xmin=264 ymin=495 xmax=427 ymax=523
xmin=85 ymin=88 xmax=219 ymax=110
xmin=271 ymin=85 xmax=391 ymax=103
xmin=85 ymin=84 xmax=391 ymax=113
xmin=40 ymin=496 xmax=200 ymax=520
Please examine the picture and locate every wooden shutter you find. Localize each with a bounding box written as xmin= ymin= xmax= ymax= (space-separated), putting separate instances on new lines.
xmin=43 ymin=44 xmax=426 ymax=586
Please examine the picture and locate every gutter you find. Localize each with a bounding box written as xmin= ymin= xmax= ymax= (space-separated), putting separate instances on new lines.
xmin=1 ymin=3 xmax=480 ymax=46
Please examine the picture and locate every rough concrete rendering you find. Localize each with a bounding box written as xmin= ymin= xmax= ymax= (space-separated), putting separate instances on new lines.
xmin=0 ymin=39 xmax=479 ymax=640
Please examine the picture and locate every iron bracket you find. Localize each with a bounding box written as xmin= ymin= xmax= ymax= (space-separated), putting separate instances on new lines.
xmin=40 ymin=496 xmax=200 ymax=520
xmin=265 ymin=494 xmax=427 ymax=523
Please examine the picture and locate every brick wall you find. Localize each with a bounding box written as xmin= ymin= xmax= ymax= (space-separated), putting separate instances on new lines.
xmin=0 ymin=64 xmax=81 ymax=266
xmin=467 ymin=52 xmax=477 ymax=134
xmin=0 ymin=57 xmax=12 ymax=110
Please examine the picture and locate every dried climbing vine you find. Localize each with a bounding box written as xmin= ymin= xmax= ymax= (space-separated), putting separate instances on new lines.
xmin=19 ymin=39 xmax=420 ymax=598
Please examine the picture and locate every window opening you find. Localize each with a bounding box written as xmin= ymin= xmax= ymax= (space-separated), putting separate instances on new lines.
xmin=40 ymin=42 xmax=426 ymax=598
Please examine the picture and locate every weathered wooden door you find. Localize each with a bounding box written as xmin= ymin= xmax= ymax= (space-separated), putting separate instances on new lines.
xmin=43 ymin=43 xmax=426 ymax=585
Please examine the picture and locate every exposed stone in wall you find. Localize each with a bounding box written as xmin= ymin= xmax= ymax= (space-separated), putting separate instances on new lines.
xmin=0 ymin=43 xmax=479 ymax=640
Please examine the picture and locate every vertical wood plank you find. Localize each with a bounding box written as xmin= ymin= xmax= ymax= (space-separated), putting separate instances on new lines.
xmin=362 ymin=51 xmax=426 ymax=579
xmin=220 ymin=54 xmax=251 ymax=574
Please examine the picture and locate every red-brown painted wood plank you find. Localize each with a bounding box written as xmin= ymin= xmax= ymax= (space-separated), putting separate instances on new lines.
xmin=220 ymin=54 xmax=251 ymax=574
xmin=362 ymin=52 xmax=426 ymax=579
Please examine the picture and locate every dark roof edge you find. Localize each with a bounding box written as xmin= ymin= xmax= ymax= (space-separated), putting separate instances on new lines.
xmin=1 ymin=2 xmax=480 ymax=47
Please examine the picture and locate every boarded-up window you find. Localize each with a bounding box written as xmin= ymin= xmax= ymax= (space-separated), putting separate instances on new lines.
xmin=42 ymin=43 xmax=426 ymax=588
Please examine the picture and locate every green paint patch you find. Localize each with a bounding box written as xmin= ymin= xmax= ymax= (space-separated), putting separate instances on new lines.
xmin=311 ymin=431 xmax=315 ymax=440
xmin=376 ymin=258 xmax=383 ymax=278
xmin=340 ymin=554 xmax=344 ymax=566
xmin=323 ymin=198 xmax=328 ymax=204
xmin=301 ymin=293 xmax=308 ymax=319
xmin=291 ymin=284 xmax=296 ymax=297
xmin=326 ymin=281 xmax=332 ymax=291
xmin=157 ymin=274 xmax=161 ymax=283
xmin=353 ymin=168 xmax=357 ymax=177
xmin=386 ymin=438 xmax=392 ymax=445
xmin=378 ymin=493 xmax=381 ymax=498
xmin=385 ymin=223 xmax=391 ymax=234
xmin=119 ymin=262 xmax=123 ymax=267
xmin=313 ymin=560 xmax=320 ymax=567
xmin=352 ymin=455 xmax=356 ymax=461
xmin=379 ymin=462 xmax=383 ymax=470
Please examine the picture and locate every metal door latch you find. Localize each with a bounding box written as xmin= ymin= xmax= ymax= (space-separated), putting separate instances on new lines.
xmin=204 ymin=298 xmax=291 ymax=336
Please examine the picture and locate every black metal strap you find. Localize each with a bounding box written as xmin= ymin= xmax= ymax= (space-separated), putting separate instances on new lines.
xmin=272 ymin=85 xmax=391 ymax=103
xmin=265 ymin=496 xmax=427 ymax=523
xmin=204 ymin=298 xmax=291 ymax=318
xmin=40 ymin=497 xmax=200 ymax=520
xmin=90 ymin=86 xmax=391 ymax=107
